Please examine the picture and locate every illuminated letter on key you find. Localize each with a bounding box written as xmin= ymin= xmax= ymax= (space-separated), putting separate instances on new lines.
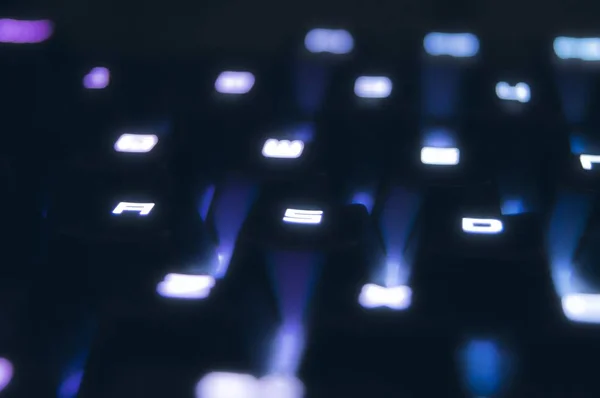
xmin=112 ymin=202 xmax=155 ymax=216
xmin=283 ymin=208 xmax=323 ymax=224
xmin=262 ymin=139 xmax=305 ymax=159
xmin=580 ymin=154 xmax=600 ymax=170
xmin=114 ymin=134 xmax=158 ymax=153
xmin=462 ymin=217 xmax=503 ymax=234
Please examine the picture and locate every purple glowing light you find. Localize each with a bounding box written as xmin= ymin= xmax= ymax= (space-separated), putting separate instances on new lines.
xmin=269 ymin=323 xmax=305 ymax=375
xmin=58 ymin=370 xmax=83 ymax=398
xmin=83 ymin=67 xmax=110 ymax=89
xmin=0 ymin=358 xmax=13 ymax=392
xmin=0 ymin=19 xmax=53 ymax=44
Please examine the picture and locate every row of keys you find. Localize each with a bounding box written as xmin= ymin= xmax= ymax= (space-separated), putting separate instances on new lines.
xmin=3 ymin=18 xmax=600 ymax=63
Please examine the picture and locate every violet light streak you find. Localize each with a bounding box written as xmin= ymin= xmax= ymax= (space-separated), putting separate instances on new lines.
xmin=0 ymin=357 xmax=13 ymax=392
xmin=83 ymin=67 xmax=110 ymax=89
xmin=0 ymin=19 xmax=53 ymax=44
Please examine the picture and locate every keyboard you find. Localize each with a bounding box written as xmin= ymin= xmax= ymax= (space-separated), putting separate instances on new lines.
xmin=1 ymin=20 xmax=600 ymax=397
